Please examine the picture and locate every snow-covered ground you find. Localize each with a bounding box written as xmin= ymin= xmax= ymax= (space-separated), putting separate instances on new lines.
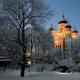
xmin=0 ymin=62 xmax=80 ymax=80
xmin=0 ymin=69 xmax=80 ymax=80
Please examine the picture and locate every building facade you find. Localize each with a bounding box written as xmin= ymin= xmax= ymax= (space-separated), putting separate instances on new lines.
xmin=50 ymin=14 xmax=78 ymax=59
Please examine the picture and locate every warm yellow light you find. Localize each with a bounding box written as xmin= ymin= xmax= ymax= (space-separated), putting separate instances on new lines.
xmin=55 ymin=41 xmax=60 ymax=45
xmin=58 ymin=23 xmax=67 ymax=32
xmin=27 ymin=53 xmax=31 ymax=56
xmin=71 ymin=33 xmax=78 ymax=39
xmin=65 ymin=30 xmax=70 ymax=35
xmin=50 ymin=21 xmax=78 ymax=49
xmin=72 ymin=35 xmax=78 ymax=39
xmin=27 ymin=61 xmax=32 ymax=65
xmin=51 ymin=31 xmax=56 ymax=37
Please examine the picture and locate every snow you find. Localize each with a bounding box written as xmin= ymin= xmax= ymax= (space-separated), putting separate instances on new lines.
xmin=58 ymin=59 xmax=75 ymax=67
xmin=0 ymin=70 xmax=80 ymax=80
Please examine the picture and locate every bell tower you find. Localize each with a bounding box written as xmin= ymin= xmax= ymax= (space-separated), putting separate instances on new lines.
xmin=58 ymin=13 xmax=68 ymax=33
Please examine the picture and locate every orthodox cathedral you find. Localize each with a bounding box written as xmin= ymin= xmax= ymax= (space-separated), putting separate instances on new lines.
xmin=50 ymin=14 xmax=78 ymax=59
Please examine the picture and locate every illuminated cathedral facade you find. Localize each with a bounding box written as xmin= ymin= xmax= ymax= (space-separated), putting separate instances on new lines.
xmin=50 ymin=14 xmax=78 ymax=59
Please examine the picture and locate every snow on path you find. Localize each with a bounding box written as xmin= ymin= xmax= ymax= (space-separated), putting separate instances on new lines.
xmin=0 ymin=70 xmax=80 ymax=80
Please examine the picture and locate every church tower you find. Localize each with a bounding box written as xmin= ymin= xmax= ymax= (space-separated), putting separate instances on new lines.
xmin=50 ymin=13 xmax=78 ymax=59
xmin=58 ymin=14 xmax=68 ymax=33
xmin=71 ymin=27 xmax=78 ymax=39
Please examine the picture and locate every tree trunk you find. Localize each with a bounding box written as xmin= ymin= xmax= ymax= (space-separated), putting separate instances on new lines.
xmin=21 ymin=50 xmax=26 ymax=77
xmin=21 ymin=13 xmax=26 ymax=77
xmin=21 ymin=29 xmax=26 ymax=76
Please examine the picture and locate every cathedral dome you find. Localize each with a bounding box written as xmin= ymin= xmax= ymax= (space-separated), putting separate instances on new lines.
xmin=72 ymin=30 xmax=78 ymax=33
xmin=66 ymin=25 xmax=72 ymax=28
xmin=58 ymin=13 xmax=68 ymax=24
xmin=58 ymin=20 xmax=68 ymax=24
xmin=72 ymin=27 xmax=78 ymax=33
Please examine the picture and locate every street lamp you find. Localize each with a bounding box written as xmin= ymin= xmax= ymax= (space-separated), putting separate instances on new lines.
xmin=27 ymin=52 xmax=31 ymax=57
xmin=27 ymin=60 xmax=32 ymax=72
xmin=27 ymin=60 xmax=32 ymax=65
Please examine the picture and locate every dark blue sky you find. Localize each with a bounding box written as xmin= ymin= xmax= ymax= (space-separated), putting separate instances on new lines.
xmin=44 ymin=0 xmax=80 ymax=33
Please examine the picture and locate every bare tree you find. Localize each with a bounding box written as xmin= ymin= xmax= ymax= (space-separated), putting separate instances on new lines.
xmin=2 ymin=0 xmax=53 ymax=77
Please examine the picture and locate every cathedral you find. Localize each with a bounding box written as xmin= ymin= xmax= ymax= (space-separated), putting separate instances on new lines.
xmin=50 ymin=14 xmax=78 ymax=59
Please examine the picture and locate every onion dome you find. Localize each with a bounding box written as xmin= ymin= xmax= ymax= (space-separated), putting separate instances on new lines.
xmin=58 ymin=20 xmax=68 ymax=24
xmin=66 ymin=25 xmax=72 ymax=28
xmin=72 ymin=30 xmax=78 ymax=33
xmin=50 ymin=24 xmax=55 ymax=31
xmin=72 ymin=27 xmax=78 ymax=33
xmin=58 ymin=13 xmax=68 ymax=24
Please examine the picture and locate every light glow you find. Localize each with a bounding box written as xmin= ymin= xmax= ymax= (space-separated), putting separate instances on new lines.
xmin=27 ymin=61 xmax=32 ymax=65
xmin=50 ymin=21 xmax=78 ymax=49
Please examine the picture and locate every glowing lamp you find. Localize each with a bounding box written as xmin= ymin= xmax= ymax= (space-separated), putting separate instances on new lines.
xmin=27 ymin=53 xmax=31 ymax=56
xmin=27 ymin=61 xmax=32 ymax=65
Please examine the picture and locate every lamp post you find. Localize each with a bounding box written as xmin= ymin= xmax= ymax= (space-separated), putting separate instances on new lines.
xmin=27 ymin=52 xmax=31 ymax=57
xmin=26 ymin=52 xmax=32 ymax=72
xmin=27 ymin=60 xmax=32 ymax=72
